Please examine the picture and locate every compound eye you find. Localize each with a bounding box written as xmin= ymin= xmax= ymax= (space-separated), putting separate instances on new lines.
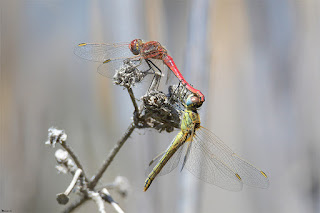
xmin=190 ymin=96 xmax=199 ymax=104
xmin=130 ymin=39 xmax=142 ymax=55
xmin=137 ymin=39 xmax=143 ymax=46
xmin=186 ymin=95 xmax=197 ymax=106
xmin=186 ymin=95 xmax=203 ymax=108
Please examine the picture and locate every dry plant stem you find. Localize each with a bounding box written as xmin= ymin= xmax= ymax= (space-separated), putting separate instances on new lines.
xmin=62 ymin=196 xmax=88 ymax=213
xmin=127 ymin=87 xmax=139 ymax=113
xmin=89 ymin=122 xmax=136 ymax=189
xmin=60 ymin=141 xmax=89 ymax=183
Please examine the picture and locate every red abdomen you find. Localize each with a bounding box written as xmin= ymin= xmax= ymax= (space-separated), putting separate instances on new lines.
xmin=163 ymin=55 xmax=205 ymax=102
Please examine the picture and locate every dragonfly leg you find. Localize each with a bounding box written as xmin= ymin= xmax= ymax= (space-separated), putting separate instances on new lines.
xmin=147 ymin=74 xmax=161 ymax=91
xmin=146 ymin=59 xmax=163 ymax=76
xmin=144 ymin=59 xmax=155 ymax=74
xmin=145 ymin=59 xmax=163 ymax=91
xmin=168 ymin=81 xmax=181 ymax=103
xmin=177 ymin=82 xmax=189 ymax=107
xmin=131 ymin=58 xmax=143 ymax=69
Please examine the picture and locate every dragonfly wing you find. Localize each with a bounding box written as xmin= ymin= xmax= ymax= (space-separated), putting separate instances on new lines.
xmin=194 ymin=127 xmax=269 ymax=189
xmin=98 ymin=57 xmax=157 ymax=79
xmin=180 ymin=129 xmax=195 ymax=172
xmin=229 ymin=153 xmax=270 ymax=188
xmin=185 ymin=134 xmax=243 ymax=191
xmin=97 ymin=58 xmax=126 ymax=78
xmin=74 ymin=43 xmax=133 ymax=62
xmin=145 ymin=136 xmax=185 ymax=177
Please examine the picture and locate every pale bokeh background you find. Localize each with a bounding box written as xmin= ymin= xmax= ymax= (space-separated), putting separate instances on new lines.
xmin=1 ymin=0 xmax=320 ymax=212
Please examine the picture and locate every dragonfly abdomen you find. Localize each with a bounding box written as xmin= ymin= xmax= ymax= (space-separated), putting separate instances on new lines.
xmin=162 ymin=55 xmax=205 ymax=102
xmin=144 ymin=131 xmax=189 ymax=191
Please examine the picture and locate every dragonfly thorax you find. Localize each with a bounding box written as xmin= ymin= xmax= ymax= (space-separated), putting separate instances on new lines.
xmin=181 ymin=109 xmax=200 ymax=133
xmin=140 ymin=41 xmax=168 ymax=60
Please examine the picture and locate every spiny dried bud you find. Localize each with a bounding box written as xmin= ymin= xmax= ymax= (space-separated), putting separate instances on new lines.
xmin=55 ymin=149 xmax=69 ymax=163
xmin=45 ymin=127 xmax=67 ymax=148
xmin=54 ymin=149 xmax=78 ymax=173
xmin=140 ymin=90 xmax=181 ymax=132
xmin=113 ymin=59 xmax=147 ymax=88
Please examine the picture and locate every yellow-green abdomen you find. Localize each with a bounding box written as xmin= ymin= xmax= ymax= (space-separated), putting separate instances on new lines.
xmin=144 ymin=131 xmax=188 ymax=191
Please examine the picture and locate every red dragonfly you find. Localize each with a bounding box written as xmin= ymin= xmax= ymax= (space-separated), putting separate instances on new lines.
xmin=74 ymin=39 xmax=205 ymax=103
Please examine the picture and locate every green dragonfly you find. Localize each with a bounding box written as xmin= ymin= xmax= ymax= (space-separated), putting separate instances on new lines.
xmin=144 ymin=94 xmax=269 ymax=191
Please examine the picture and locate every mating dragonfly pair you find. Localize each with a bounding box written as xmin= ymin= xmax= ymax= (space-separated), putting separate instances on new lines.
xmin=74 ymin=39 xmax=269 ymax=192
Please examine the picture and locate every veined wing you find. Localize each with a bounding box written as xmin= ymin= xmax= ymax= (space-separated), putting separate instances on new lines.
xmin=97 ymin=55 xmax=142 ymax=78
xmin=187 ymin=126 xmax=269 ymax=190
xmin=74 ymin=42 xmax=133 ymax=62
xmin=185 ymin=131 xmax=243 ymax=191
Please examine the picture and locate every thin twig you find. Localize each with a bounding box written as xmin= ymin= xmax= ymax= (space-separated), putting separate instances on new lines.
xmin=60 ymin=141 xmax=89 ymax=183
xmin=62 ymin=196 xmax=88 ymax=213
xmin=127 ymin=87 xmax=139 ymax=113
xmin=88 ymin=122 xmax=136 ymax=189
xmin=100 ymin=188 xmax=125 ymax=213
xmin=56 ymin=169 xmax=83 ymax=205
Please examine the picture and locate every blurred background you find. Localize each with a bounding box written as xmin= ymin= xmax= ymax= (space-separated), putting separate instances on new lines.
xmin=1 ymin=0 xmax=320 ymax=212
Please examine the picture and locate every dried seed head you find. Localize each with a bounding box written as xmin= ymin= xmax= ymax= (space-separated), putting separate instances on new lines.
xmin=45 ymin=127 xmax=67 ymax=147
xmin=113 ymin=59 xmax=146 ymax=88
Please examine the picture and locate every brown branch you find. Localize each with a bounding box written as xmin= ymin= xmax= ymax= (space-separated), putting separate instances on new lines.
xmin=60 ymin=141 xmax=89 ymax=183
xmin=88 ymin=122 xmax=136 ymax=189
xmin=127 ymin=87 xmax=139 ymax=113
xmin=62 ymin=196 xmax=88 ymax=213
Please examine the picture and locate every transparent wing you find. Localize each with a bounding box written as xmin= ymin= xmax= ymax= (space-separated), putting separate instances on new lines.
xmin=74 ymin=42 xmax=132 ymax=62
xmin=180 ymin=130 xmax=194 ymax=171
xmin=74 ymin=43 xmax=144 ymax=78
xmin=185 ymin=130 xmax=243 ymax=191
xmin=97 ymin=57 xmax=142 ymax=78
xmin=145 ymin=136 xmax=185 ymax=177
xmin=189 ymin=127 xmax=269 ymax=189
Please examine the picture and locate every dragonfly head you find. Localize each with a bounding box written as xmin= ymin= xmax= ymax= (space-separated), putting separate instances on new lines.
xmin=130 ymin=39 xmax=143 ymax=55
xmin=186 ymin=94 xmax=203 ymax=109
